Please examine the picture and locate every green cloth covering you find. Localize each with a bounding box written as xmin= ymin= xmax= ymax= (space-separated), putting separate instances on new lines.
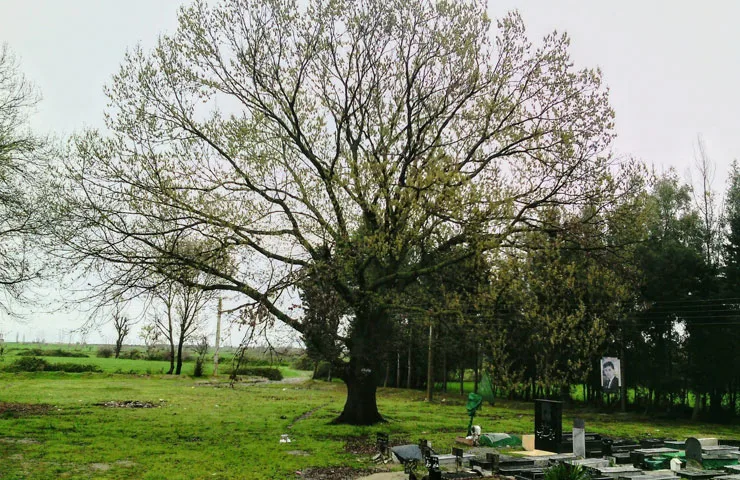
xmin=466 ymin=393 xmax=483 ymax=414
xmin=478 ymin=433 xmax=522 ymax=448
xmin=643 ymin=457 xmax=670 ymax=470
xmin=479 ymin=372 xmax=496 ymax=405
xmin=466 ymin=393 xmax=483 ymax=436
xmin=703 ymin=458 xmax=739 ymax=469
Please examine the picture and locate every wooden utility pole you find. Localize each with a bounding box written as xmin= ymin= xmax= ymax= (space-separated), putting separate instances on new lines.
xmin=426 ymin=321 xmax=434 ymax=402
xmin=213 ymin=297 xmax=222 ymax=376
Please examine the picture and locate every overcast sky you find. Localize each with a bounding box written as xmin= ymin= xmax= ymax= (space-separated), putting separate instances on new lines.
xmin=1 ymin=0 xmax=739 ymax=344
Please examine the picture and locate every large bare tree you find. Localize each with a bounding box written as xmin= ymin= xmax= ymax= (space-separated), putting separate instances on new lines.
xmin=55 ymin=0 xmax=630 ymax=424
xmin=0 ymin=44 xmax=45 ymax=310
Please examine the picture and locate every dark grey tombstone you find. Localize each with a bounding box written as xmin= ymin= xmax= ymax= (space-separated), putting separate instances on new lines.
xmin=535 ymin=399 xmax=563 ymax=453
xmin=487 ymin=452 xmax=500 ymax=471
xmin=686 ymin=438 xmax=703 ymax=464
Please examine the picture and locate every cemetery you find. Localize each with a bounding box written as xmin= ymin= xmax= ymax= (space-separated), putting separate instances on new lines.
xmin=367 ymin=398 xmax=740 ymax=480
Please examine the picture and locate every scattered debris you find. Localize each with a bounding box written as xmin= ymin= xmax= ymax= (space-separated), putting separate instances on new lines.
xmin=298 ymin=466 xmax=380 ymax=479
xmin=94 ymin=400 xmax=162 ymax=408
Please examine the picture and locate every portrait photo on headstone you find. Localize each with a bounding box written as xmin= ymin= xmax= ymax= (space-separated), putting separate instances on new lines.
xmin=600 ymin=357 xmax=620 ymax=393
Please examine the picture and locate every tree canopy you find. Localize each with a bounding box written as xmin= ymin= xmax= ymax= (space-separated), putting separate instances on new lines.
xmin=55 ymin=0 xmax=631 ymax=424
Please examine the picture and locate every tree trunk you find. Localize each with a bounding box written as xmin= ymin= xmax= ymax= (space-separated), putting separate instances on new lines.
xmin=333 ymin=367 xmax=384 ymax=425
xmin=175 ymin=338 xmax=184 ymax=375
xmin=332 ymin=303 xmax=387 ymax=425
xmin=473 ymin=342 xmax=479 ymax=394
xmin=442 ymin=349 xmax=447 ymax=393
xmin=426 ymin=322 xmax=433 ymax=402
xmin=395 ymin=350 xmax=400 ymax=388
xmin=167 ymin=340 xmax=175 ymax=375
xmin=406 ymin=326 xmax=412 ymax=389
xmin=692 ymin=391 xmax=702 ymax=420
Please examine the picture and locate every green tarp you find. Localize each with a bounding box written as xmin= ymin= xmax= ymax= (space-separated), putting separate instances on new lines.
xmin=479 ymin=433 xmax=522 ymax=448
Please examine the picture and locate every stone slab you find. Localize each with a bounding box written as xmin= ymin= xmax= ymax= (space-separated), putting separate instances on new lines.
xmin=619 ymin=477 xmax=675 ymax=480
xmin=591 ymin=467 xmax=643 ymax=478
xmin=699 ymin=439 xmax=720 ymax=447
xmin=516 ymin=450 xmax=559 ymax=457
xmin=437 ymin=453 xmax=475 ymax=466
xmin=704 ymin=446 xmax=740 ymax=454
xmin=723 ymin=466 xmax=740 ymax=474
xmin=665 ymin=441 xmax=686 ymax=449
xmin=676 ymin=470 xmax=727 ymax=480
xmin=635 ymin=448 xmax=681 ymax=455
xmin=565 ymin=458 xmax=610 ymax=467
xmin=610 ymin=453 xmax=634 ymax=465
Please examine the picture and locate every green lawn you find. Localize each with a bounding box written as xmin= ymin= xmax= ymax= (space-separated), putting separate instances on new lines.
xmin=1 ymin=369 xmax=739 ymax=479
xmin=2 ymin=344 xmax=739 ymax=479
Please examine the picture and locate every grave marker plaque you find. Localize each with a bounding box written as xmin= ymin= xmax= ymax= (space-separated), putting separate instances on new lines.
xmin=535 ymin=399 xmax=562 ymax=453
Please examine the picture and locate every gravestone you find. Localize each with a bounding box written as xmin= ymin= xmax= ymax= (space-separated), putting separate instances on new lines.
xmin=425 ymin=454 xmax=442 ymax=480
xmin=573 ymin=418 xmax=586 ymax=458
xmin=686 ymin=438 xmax=703 ymax=464
xmin=376 ymin=432 xmax=389 ymax=457
xmin=452 ymin=447 xmax=464 ymax=472
xmin=534 ymin=399 xmax=562 ymax=453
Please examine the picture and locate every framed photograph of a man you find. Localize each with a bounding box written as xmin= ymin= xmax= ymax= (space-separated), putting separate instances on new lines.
xmin=601 ymin=357 xmax=620 ymax=393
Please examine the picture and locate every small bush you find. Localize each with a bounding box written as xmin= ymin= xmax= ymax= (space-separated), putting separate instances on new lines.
xmin=193 ymin=357 xmax=205 ymax=377
xmin=18 ymin=348 xmax=88 ymax=358
xmin=229 ymin=367 xmax=283 ymax=381
xmin=121 ymin=349 xmax=142 ymax=360
xmin=6 ymin=357 xmax=102 ymax=373
xmin=9 ymin=357 xmax=49 ymax=372
xmin=48 ymin=363 xmax=102 ymax=373
xmin=17 ymin=348 xmax=45 ymax=357
xmin=544 ymin=463 xmax=590 ymax=480
xmin=96 ymin=346 xmax=114 ymax=358
xmin=145 ymin=349 xmax=170 ymax=361
xmin=313 ymin=361 xmax=333 ymax=380
xmin=292 ymin=355 xmax=315 ymax=371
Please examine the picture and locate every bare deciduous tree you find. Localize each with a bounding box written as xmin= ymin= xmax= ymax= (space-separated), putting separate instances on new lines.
xmin=111 ymin=305 xmax=133 ymax=359
xmin=0 ymin=44 xmax=45 ymax=310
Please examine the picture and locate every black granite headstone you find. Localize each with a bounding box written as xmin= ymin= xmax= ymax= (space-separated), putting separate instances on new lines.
xmin=535 ymin=399 xmax=563 ymax=453
xmin=686 ymin=437 xmax=703 ymax=464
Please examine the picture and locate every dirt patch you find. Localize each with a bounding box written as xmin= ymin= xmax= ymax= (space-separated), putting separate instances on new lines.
xmin=342 ymin=435 xmax=411 ymax=455
xmin=299 ymin=467 xmax=381 ymax=479
xmin=286 ymin=450 xmax=311 ymax=456
xmin=287 ymin=403 xmax=330 ymax=429
xmin=94 ymin=400 xmax=162 ymax=408
xmin=343 ymin=436 xmax=378 ymax=455
xmin=89 ymin=463 xmax=111 ymax=471
xmin=114 ymin=460 xmax=137 ymax=468
xmin=0 ymin=437 xmax=39 ymax=445
xmin=0 ymin=402 xmax=53 ymax=418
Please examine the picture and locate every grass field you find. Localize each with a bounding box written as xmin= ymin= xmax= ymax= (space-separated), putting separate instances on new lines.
xmin=1 ymin=344 xmax=739 ymax=479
